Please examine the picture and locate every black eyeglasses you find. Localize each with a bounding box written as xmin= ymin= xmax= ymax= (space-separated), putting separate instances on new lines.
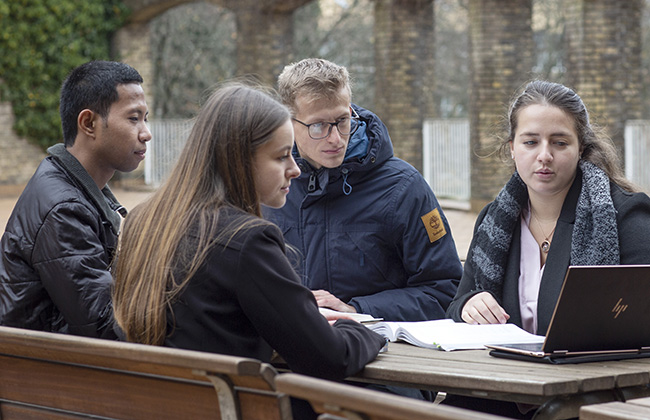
xmin=293 ymin=108 xmax=360 ymax=140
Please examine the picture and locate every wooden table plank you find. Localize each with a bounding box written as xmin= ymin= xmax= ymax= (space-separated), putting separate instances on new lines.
xmin=357 ymin=343 xmax=650 ymax=402
xmin=441 ymin=353 xmax=647 ymax=391
xmin=580 ymin=401 xmax=650 ymax=420
xmin=360 ymin=346 xmax=580 ymax=397
xmin=627 ymin=397 xmax=650 ymax=407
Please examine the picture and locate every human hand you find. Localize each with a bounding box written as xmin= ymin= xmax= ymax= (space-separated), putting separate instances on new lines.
xmin=318 ymin=307 xmax=358 ymax=325
xmin=312 ymin=289 xmax=357 ymax=313
xmin=461 ymin=292 xmax=510 ymax=325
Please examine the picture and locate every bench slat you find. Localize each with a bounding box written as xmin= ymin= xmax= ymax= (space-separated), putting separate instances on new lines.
xmin=276 ymin=372 xmax=509 ymax=420
xmin=0 ymin=326 xmax=292 ymax=420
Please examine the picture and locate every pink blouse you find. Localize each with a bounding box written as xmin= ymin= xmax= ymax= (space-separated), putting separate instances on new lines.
xmin=518 ymin=204 xmax=545 ymax=334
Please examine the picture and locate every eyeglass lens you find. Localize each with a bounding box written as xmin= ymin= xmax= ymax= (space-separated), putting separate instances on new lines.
xmin=309 ymin=117 xmax=359 ymax=139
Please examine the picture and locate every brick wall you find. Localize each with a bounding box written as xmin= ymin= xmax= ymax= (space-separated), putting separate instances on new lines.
xmin=374 ymin=0 xmax=436 ymax=170
xmin=112 ymin=22 xmax=155 ymax=185
xmin=468 ymin=0 xmax=534 ymax=211
xmin=565 ymin=0 xmax=643 ymax=158
xmin=0 ymin=101 xmax=45 ymax=188
xmin=113 ymin=22 xmax=155 ymax=116
xmin=4 ymin=0 xmax=643 ymax=205
xmin=233 ymin=5 xmax=296 ymax=87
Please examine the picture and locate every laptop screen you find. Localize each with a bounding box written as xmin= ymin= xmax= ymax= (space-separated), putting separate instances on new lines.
xmin=542 ymin=265 xmax=650 ymax=353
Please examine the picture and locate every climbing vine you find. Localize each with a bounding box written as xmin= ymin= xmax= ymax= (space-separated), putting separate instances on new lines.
xmin=0 ymin=0 xmax=129 ymax=149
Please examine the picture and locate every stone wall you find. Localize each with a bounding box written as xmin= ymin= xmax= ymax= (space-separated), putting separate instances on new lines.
xmin=113 ymin=23 xmax=155 ymax=116
xmin=468 ymin=0 xmax=534 ymax=211
xmin=232 ymin=6 xmax=296 ymax=87
xmin=112 ymin=22 xmax=155 ymax=185
xmin=2 ymin=0 xmax=645 ymax=205
xmin=374 ymin=0 xmax=436 ymax=170
xmin=0 ymin=101 xmax=45 ymax=188
xmin=565 ymin=0 xmax=643 ymax=157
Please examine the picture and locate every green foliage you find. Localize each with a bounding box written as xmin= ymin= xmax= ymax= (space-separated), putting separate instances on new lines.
xmin=0 ymin=0 xmax=129 ymax=149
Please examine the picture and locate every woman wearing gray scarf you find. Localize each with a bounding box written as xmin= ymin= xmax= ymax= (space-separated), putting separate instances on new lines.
xmin=447 ymin=80 xmax=650 ymax=335
xmin=444 ymin=81 xmax=650 ymax=418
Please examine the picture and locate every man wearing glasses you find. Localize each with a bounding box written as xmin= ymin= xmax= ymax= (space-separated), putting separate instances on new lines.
xmin=265 ymin=58 xmax=462 ymax=327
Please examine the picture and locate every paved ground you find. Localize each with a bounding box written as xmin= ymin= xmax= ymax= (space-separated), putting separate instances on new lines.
xmin=0 ymin=188 xmax=477 ymax=261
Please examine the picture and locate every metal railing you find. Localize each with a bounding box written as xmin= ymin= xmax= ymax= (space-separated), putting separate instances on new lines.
xmin=145 ymin=119 xmax=193 ymax=186
xmin=422 ymin=119 xmax=471 ymax=202
xmin=146 ymin=118 xmax=650 ymax=197
xmin=625 ymin=120 xmax=650 ymax=193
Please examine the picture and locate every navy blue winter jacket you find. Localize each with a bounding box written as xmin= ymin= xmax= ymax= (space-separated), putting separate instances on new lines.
xmin=264 ymin=105 xmax=462 ymax=321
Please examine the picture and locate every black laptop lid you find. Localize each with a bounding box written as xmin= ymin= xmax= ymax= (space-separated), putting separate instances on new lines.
xmin=543 ymin=265 xmax=650 ymax=353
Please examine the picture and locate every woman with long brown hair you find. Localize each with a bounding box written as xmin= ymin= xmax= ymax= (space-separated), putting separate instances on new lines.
xmin=448 ymin=80 xmax=650 ymax=332
xmin=112 ymin=83 xmax=385 ymax=388
xmin=445 ymin=80 xmax=650 ymax=418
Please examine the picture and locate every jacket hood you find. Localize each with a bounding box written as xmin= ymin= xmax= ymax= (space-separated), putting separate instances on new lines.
xmin=344 ymin=104 xmax=394 ymax=169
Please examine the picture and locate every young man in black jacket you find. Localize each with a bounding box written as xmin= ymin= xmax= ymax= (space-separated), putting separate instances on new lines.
xmin=0 ymin=60 xmax=151 ymax=338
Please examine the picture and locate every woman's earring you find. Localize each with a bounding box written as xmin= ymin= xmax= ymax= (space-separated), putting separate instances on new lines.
xmin=511 ymin=152 xmax=515 ymax=160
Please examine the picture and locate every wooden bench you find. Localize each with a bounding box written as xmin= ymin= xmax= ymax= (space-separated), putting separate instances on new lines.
xmin=0 ymin=325 xmax=292 ymax=419
xmin=275 ymin=372 xmax=509 ymax=420
xmin=580 ymin=397 xmax=650 ymax=419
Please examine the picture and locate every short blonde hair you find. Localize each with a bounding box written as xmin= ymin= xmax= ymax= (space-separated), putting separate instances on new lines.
xmin=277 ymin=58 xmax=352 ymax=115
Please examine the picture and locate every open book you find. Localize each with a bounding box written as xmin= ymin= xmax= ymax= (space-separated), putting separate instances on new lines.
xmin=366 ymin=319 xmax=544 ymax=351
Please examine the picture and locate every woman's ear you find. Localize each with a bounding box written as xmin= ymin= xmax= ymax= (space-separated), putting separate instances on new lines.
xmin=78 ymin=109 xmax=97 ymax=138
xmin=509 ymin=141 xmax=515 ymax=160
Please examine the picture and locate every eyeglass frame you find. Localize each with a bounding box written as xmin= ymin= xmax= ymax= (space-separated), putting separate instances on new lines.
xmin=292 ymin=107 xmax=360 ymax=140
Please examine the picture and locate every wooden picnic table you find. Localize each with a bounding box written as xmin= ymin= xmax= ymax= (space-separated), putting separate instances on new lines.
xmin=348 ymin=343 xmax=650 ymax=420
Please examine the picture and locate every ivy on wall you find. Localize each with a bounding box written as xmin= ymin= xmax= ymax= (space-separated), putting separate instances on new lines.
xmin=0 ymin=0 xmax=128 ymax=150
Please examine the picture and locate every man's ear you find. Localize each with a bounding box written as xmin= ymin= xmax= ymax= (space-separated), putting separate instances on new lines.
xmin=78 ymin=109 xmax=98 ymax=138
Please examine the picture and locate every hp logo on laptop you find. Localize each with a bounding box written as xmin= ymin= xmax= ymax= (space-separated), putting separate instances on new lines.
xmin=612 ymin=298 xmax=628 ymax=319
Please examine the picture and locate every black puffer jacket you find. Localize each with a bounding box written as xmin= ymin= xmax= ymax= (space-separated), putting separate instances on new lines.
xmin=0 ymin=144 xmax=123 ymax=338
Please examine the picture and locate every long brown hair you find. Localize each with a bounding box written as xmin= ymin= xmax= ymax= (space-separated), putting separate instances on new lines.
xmin=112 ymin=83 xmax=291 ymax=345
xmin=501 ymin=80 xmax=637 ymax=192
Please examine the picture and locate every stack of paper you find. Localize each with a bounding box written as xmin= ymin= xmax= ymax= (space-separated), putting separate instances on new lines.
xmin=318 ymin=307 xmax=383 ymax=323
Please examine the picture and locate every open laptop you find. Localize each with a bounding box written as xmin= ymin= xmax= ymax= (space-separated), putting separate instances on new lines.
xmin=487 ymin=265 xmax=650 ymax=364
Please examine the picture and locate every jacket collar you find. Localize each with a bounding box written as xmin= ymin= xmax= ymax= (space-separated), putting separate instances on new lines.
xmin=47 ymin=144 xmax=124 ymax=234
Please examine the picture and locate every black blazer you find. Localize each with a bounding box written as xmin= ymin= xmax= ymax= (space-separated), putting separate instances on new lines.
xmin=164 ymin=206 xmax=385 ymax=381
xmin=447 ymin=175 xmax=650 ymax=335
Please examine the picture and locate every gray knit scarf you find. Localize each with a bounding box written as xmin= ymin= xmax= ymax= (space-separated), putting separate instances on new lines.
xmin=473 ymin=160 xmax=620 ymax=296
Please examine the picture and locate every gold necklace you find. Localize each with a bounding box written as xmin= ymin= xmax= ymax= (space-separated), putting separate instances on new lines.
xmin=531 ymin=211 xmax=557 ymax=253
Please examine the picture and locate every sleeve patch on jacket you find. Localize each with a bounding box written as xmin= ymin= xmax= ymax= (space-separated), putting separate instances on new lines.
xmin=421 ymin=208 xmax=447 ymax=243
